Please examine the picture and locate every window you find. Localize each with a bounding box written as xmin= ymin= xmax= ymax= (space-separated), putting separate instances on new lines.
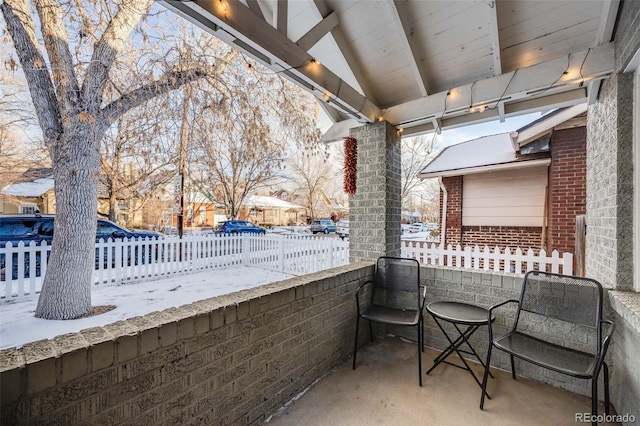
xmin=199 ymin=206 xmax=206 ymax=223
xmin=20 ymin=204 xmax=38 ymax=214
xmin=96 ymin=221 xmax=126 ymax=239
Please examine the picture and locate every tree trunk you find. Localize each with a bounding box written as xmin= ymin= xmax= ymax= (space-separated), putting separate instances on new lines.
xmin=108 ymin=181 xmax=118 ymax=223
xmin=35 ymin=126 xmax=99 ymax=319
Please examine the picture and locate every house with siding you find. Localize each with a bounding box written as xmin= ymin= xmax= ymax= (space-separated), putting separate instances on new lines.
xmin=420 ymin=105 xmax=587 ymax=255
xmin=0 ymin=168 xmax=55 ymax=214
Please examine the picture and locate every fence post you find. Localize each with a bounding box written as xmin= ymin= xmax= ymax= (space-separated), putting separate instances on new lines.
xmin=279 ymin=236 xmax=285 ymax=272
xmin=242 ymin=234 xmax=249 ymax=265
xmin=563 ymin=252 xmax=574 ymax=275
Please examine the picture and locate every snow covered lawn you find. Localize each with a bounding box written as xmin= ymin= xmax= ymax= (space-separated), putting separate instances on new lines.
xmin=0 ymin=265 xmax=293 ymax=350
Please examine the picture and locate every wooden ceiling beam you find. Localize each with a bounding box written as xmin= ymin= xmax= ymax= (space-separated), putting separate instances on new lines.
xmin=161 ymin=0 xmax=381 ymax=122
xmin=387 ymin=0 xmax=430 ymax=96
xmin=487 ymin=0 xmax=502 ymax=76
xmin=295 ymin=11 xmax=339 ymax=51
xmin=310 ymin=0 xmax=379 ymax=105
xmin=275 ymin=0 xmax=287 ymax=36
xmin=245 ymin=0 xmax=264 ymax=20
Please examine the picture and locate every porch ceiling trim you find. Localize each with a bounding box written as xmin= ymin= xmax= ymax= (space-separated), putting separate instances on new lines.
xmin=418 ymin=158 xmax=551 ymax=179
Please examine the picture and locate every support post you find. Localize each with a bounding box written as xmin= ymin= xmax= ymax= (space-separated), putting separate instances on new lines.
xmin=349 ymin=121 xmax=402 ymax=262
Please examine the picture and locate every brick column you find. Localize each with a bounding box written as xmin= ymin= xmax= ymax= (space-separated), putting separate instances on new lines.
xmin=349 ymin=121 xmax=401 ymax=262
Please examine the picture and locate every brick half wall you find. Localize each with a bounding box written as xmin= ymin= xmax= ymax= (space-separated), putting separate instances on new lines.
xmin=0 ymin=263 xmax=374 ymax=425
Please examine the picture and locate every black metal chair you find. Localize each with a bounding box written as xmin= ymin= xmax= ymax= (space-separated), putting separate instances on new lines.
xmin=480 ymin=271 xmax=614 ymax=425
xmin=352 ymin=257 xmax=426 ymax=386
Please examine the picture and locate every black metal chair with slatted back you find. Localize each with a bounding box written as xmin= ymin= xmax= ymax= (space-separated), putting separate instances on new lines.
xmin=480 ymin=271 xmax=614 ymax=426
xmin=352 ymin=257 xmax=426 ymax=386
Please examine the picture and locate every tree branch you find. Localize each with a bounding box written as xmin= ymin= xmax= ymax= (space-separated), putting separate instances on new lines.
xmin=99 ymin=69 xmax=208 ymax=130
xmin=33 ymin=0 xmax=80 ymax=114
xmin=82 ymin=0 xmax=155 ymax=113
xmin=1 ymin=0 xmax=62 ymax=144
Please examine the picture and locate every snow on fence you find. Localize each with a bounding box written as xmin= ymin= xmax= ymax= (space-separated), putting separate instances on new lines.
xmin=401 ymin=241 xmax=573 ymax=275
xmin=0 ymin=234 xmax=349 ymax=302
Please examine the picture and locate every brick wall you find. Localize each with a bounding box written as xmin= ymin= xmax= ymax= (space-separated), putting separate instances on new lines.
xmin=461 ymin=226 xmax=542 ymax=249
xmin=586 ymin=0 xmax=638 ymax=290
xmin=0 ymin=263 xmax=374 ymax=425
xmin=0 ymin=264 xmax=620 ymax=423
xmin=440 ymin=176 xmax=462 ymax=245
xmin=609 ymin=292 xmax=640 ymax=424
xmin=547 ymin=126 xmax=587 ymax=254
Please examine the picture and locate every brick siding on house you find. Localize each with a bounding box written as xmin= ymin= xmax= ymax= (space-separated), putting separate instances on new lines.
xmin=440 ymin=176 xmax=462 ymax=244
xmin=546 ymin=126 xmax=587 ymax=254
xmin=439 ymin=127 xmax=587 ymax=254
xmin=461 ymin=226 xmax=542 ymax=249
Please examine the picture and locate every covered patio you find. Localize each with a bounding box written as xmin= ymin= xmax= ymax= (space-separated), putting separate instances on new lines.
xmin=1 ymin=0 xmax=639 ymax=424
xmin=267 ymin=338 xmax=616 ymax=426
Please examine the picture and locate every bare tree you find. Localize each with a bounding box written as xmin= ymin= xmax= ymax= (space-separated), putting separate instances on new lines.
xmin=190 ymin=50 xmax=321 ymax=219
xmin=288 ymin=150 xmax=331 ymax=221
xmin=99 ymin=94 xmax=181 ymax=225
xmin=1 ymin=0 xmax=213 ymax=319
xmin=401 ymin=134 xmax=438 ymax=206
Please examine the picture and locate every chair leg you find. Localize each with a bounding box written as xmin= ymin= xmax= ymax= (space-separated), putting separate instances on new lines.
xmin=369 ymin=321 xmax=374 ymax=342
xmin=420 ymin=317 xmax=424 ymax=353
xmin=352 ymin=316 xmax=360 ymax=370
xmin=417 ymin=323 xmax=423 ymax=387
xmin=591 ymin=376 xmax=598 ymax=426
xmin=603 ymin=362 xmax=611 ymax=416
xmin=510 ymin=354 xmax=516 ymax=380
xmin=480 ymin=344 xmax=493 ymax=410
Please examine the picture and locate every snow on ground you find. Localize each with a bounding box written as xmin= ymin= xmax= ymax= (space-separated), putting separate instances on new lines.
xmin=0 ymin=266 xmax=293 ymax=350
xmin=401 ymin=230 xmax=440 ymax=243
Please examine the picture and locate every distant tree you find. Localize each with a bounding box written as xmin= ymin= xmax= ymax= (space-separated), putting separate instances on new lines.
xmin=0 ymin=44 xmax=48 ymax=191
xmin=288 ymin=150 xmax=331 ymax=221
xmin=99 ymin=95 xmax=181 ymax=225
xmin=401 ymin=134 xmax=437 ymax=204
xmin=1 ymin=0 xmax=214 ymax=319
xmin=190 ymin=50 xmax=321 ymax=219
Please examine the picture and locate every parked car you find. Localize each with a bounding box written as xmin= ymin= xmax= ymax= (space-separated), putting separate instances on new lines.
xmin=216 ymin=220 xmax=266 ymax=235
xmin=0 ymin=214 xmax=162 ymax=279
xmin=310 ymin=219 xmax=336 ymax=234
xmin=336 ymin=220 xmax=349 ymax=240
xmin=409 ymin=222 xmax=438 ymax=233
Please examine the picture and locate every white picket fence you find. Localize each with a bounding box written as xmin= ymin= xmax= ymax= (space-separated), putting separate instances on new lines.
xmin=401 ymin=241 xmax=573 ymax=275
xmin=0 ymin=234 xmax=349 ymax=302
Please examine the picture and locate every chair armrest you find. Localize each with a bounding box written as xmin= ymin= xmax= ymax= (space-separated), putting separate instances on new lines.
xmin=355 ymin=280 xmax=374 ymax=315
xmin=419 ymin=285 xmax=427 ymax=311
xmin=600 ymin=319 xmax=615 ymax=355
xmin=487 ymin=299 xmax=519 ymax=341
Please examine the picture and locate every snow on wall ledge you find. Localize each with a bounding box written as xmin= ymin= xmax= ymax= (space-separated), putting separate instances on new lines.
xmin=0 ymin=262 xmax=374 ymax=425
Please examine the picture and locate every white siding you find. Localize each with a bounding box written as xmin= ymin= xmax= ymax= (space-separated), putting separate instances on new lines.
xmin=462 ymin=166 xmax=548 ymax=227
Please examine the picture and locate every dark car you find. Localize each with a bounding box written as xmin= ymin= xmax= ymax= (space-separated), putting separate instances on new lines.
xmin=216 ymin=220 xmax=266 ymax=235
xmin=0 ymin=214 xmax=162 ymax=279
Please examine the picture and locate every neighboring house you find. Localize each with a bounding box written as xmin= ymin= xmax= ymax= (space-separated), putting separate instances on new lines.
xmin=239 ymin=195 xmax=306 ymax=226
xmin=0 ymin=168 xmax=56 ymax=214
xmin=420 ymin=105 xmax=587 ymax=255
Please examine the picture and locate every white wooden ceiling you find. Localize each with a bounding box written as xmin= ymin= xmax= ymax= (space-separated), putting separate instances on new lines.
xmin=160 ymin=0 xmax=619 ymax=139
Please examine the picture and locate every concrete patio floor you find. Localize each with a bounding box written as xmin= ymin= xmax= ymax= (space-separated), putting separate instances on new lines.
xmin=267 ymin=337 xmax=617 ymax=426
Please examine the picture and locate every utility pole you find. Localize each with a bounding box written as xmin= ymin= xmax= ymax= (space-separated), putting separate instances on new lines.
xmin=177 ymin=82 xmax=191 ymax=239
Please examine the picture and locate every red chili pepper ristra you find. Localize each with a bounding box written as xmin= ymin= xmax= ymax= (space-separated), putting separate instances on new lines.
xmin=344 ymin=136 xmax=357 ymax=196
